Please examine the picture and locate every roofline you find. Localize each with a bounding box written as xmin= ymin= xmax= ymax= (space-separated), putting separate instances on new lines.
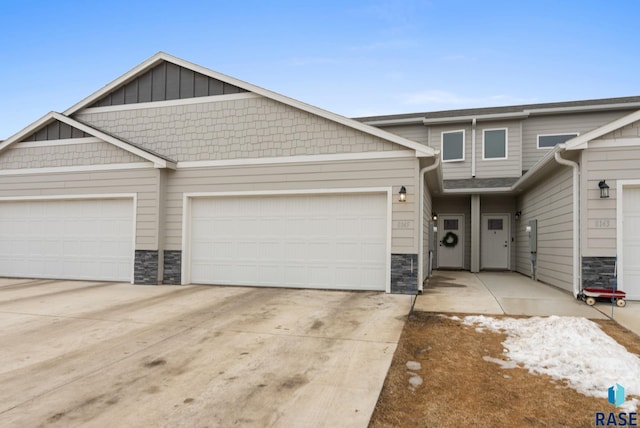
xmin=357 ymin=98 xmax=640 ymax=126
xmin=565 ymin=109 xmax=640 ymax=150
xmin=0 ymin=112 xmax=175 ymax=169
xmin=64 ymin=52 xmax=434 ymax=158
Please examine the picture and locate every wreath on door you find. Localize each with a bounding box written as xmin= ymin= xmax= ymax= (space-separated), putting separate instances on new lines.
xmin=442 ymin=231 xmax=459 ymax=248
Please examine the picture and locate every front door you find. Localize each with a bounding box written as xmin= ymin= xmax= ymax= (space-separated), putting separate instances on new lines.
xmin=438 ymin=215 xmax=464 ymax=268
xmin=481 ymin=214 xmax=509 ymax=269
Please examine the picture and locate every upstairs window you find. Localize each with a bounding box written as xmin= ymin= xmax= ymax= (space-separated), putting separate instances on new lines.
xmin=442 ymin=130 xmax=465 ymax=162
xmin=483 ymin=129 xmax=507 ymax=160
xmin=537 ymin=133 xmax=579 ymax=149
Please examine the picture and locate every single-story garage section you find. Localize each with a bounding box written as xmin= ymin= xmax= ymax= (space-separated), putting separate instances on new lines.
xmin=0 ymin=53 xmax=436 ymax=293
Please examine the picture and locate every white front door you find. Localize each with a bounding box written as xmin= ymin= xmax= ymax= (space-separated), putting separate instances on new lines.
xmin=481 ymin=214 xmax=509 ymax=269
xmin=622 ymin=187 xmax=640 ymax=300
xmin=437 ymin=215 xmax=464 ymax=268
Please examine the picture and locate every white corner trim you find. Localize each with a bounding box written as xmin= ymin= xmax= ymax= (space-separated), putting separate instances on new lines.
xmin=176 ymin=150 xmax=414 ymax=169
xmin=80 ymin=92 xmax=261 ymax=114
xmin=0 ymin=162 xmax=154 ymax=176
xmin=180 ymin=187 xmax=393 ymax=292
xmin=14 ymin=137 xmax=102 ymax=148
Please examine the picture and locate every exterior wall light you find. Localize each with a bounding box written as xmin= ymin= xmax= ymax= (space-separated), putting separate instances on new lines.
xmin=399 ymin=186 xmax=407 ymax=202
xmin=599 ymin=180 xmax=610 ymax=199
xmin=515 ymin=211 xmax=522 ymax=221
xmin=431 ymin=212 xmax=438 ymax=221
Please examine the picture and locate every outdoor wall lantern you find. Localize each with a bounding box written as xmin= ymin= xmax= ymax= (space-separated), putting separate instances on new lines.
xmin=598 ymin=180 xmax=610 ymax=199
xmin=515 ymin=210 xmax=522 ymax=221
xmin=431 ymin=212 xmax=438 ymax=221
xmin=399 ymin=186 xmax=407 ymax=202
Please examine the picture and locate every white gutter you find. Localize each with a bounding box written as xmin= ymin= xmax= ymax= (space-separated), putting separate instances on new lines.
xmin=418 ymin=152 xmax=441 ymax=290
xmin=471 ymin=118 xmax=477 ymax=177
xmin=554 ymin=147 xmax=581 ymax=298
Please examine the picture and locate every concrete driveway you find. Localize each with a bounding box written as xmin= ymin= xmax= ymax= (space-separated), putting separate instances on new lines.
xmin=0 ymin=279 xmax=408 ymax=427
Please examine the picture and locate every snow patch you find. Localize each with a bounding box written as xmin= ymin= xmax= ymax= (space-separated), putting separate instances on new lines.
xmin=406 ymin=361 xmax=421 ymax=371
xmin=460 ymin=315 xmax=640 ymax=411
xmin=408 ymin=374 xmax=423 ymax=387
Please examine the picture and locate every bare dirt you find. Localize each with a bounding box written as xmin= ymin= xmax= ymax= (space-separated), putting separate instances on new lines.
xmin=370 ymin=311 xmax=640 ymax=428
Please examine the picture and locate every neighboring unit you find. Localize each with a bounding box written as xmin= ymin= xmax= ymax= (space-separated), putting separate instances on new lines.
xmin=1 ymin=53 xmax=639 ymax=299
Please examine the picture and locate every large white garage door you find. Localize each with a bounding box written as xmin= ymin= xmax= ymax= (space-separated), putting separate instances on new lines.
xmin=189 ymin=193 xmax=388 ymax=290
xmin=623 ymin=187 xmax=640 ymax=300
xmin=0 ymin=198 xmax=134 ymax=281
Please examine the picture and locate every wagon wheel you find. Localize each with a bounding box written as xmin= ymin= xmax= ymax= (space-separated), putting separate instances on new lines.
xmin=585 ymin=297 xmax=596 ymax=306
xmin=616 ymin=299 xmax=626 ymax=307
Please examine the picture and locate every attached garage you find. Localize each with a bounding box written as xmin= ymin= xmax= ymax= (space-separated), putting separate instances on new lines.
xmin=0 ymin=197 xmax=134 ymax=282
xmin=620 ymin=185 xmax=640 ymax=300
xmin=184 ymin=191 xmax=390 ymax=291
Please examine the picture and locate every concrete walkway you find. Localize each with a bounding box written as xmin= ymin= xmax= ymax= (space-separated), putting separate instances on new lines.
xmin=415 ymin=271 xmax=640 ymax=336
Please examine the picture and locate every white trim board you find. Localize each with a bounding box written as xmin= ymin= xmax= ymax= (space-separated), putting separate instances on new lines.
xmin=0 ymin=162 xmax=154 ymax=176
xmin=80 ymin=92 xmax=261 ymax=114
xmin=177 ymin=150 xmax=415 ymax=169
xmin=180 ymin=187 xmax=393 ymax=293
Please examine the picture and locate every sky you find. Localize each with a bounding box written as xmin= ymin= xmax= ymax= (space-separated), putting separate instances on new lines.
xmin=1 ymin=0 xmax=640 ymax=139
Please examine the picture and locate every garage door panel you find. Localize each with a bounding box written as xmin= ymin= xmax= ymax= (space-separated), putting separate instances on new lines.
xmin=189 ymin=193 xmax=387 ymax=290
xmin=0 ymin=199 xmax=133 ymax=282
xmin=623 ymin=188 xmax=640 ymax=299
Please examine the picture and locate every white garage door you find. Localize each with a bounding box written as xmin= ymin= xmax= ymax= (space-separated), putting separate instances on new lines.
xmin=0 ymin=198 xmax=134 ymax=281
xmin=189 ymin=193 xmax=388 ymax=290
xmin=623 ymin=187 xmax=640 ymax=300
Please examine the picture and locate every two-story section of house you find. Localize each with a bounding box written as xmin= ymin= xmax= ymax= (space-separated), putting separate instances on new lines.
xmin=358 ymin=96 xmax=640 ymax=300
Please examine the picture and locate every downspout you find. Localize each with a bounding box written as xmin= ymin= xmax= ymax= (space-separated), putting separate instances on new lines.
xmin=418 ymin=152 xmax=441 ymax=291
xmin=554 ymin=148 xmax=581 ymax=298
xmin=471 ymin=118 xmax=477 ymax=177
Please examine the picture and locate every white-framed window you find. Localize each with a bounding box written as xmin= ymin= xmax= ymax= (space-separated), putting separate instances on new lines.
xmin=537 ymin=133 xmax=579 ymax=149
xmin=483 ymin=128 xmax=508 ymax=160
xmin=441 ymin=130 xmax=465 ymax=162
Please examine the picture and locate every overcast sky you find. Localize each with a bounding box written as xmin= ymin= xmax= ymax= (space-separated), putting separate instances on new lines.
xmin=2 ymin=0 xmax=639 ymax=139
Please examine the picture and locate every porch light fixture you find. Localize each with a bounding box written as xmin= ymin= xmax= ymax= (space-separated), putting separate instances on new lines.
xmin=598 ymin=180 xmax=610 ymax=199
xmin=431 ymin=212 xmax=438 ymax=221
xmin=515 ymin=211 xmax=522 ymax=221
xmin=399 ymin=186 xmax=407 ymax=202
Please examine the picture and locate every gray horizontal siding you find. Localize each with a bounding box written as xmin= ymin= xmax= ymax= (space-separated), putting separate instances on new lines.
xmin=582 ymin=145 xmax=640 ymax=257
xmin=0 ymin=168 xmax=160 ymax=250
xmin=164 ymin=157 xmax=419 ymax=254
xmin=522 ymin=111 xmax=633 ymax=171
xmin=516 ymin=166 xmax=574 ymax=292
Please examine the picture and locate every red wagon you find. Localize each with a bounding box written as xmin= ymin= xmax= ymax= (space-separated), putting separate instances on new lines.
xmin=579 ymin=287 xmax=626 ymax=307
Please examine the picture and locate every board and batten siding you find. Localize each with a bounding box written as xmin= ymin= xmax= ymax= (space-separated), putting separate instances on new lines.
xmin=75 ymin=95 xmax=406 ymax=163
xmin=521 ymin=111 xmax=634 ymax=171
xmin=516 ymin=167 xmax=574 ymax=292
xmin=164 ymin=157 xmax=420 ymax=255
xmin=581 ymin=145 xmax=640 ymax=256
xmin=0 ymin=168 xmax=160 ymax=250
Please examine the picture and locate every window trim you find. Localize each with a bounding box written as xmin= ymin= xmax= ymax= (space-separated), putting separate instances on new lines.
xmin=537 ymin=132 xmax=579 ymax=150
xmin=441 ymin=129 xmax=465 ymax=163
xmin=482 ymin=128 xmax=508 ymax=160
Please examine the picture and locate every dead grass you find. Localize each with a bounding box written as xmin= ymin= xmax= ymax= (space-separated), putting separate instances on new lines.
xmin=369 ymin=311 xmax=640 ymax=428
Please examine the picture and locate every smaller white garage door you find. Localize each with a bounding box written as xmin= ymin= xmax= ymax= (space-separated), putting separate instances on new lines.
xmin=188 ymin=193 xmax=388 ymax=290
xmin=623 ymin=187 xmax=640 ymax=300
xmin=0 ymin=198 xmax=134 ymax=282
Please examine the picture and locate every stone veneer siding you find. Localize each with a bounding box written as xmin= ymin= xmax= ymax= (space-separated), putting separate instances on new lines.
xmin=391 ymin=253 xmax=419 ymax=294
xmin=134 ymin=250 xmax=159 ymax=285
xmin=163 ymin=250 xmax=182 ymax=285
xmin=582 ymin=256 xmax=617 ymax=289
